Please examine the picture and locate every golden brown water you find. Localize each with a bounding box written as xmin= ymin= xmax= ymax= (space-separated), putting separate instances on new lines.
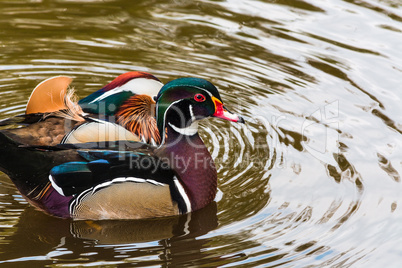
xmin=0 ymin=0 xmax=401 ymax=266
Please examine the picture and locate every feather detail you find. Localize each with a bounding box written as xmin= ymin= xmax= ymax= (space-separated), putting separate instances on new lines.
xmin=45 ymin=88 xmax=85 ymax=122
xmin=116 ymin=95 xmax=161 ymax=144
xmin=26 ymin=76 xmax=73 ymax=114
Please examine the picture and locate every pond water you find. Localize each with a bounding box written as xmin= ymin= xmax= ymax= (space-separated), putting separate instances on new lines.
xmin=0 ymin=0 xmax=401 ymax=266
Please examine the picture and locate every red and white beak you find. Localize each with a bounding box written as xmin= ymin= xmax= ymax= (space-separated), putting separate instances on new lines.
xmin=212 ymin=96 xmax=245 ymax=123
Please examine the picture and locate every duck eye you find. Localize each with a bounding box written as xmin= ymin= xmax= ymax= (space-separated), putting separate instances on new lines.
xmin=194 ymin=94 xmax=206 ymax=102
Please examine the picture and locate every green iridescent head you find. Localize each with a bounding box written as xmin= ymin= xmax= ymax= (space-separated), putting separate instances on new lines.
xmin=155 ymin=77 xmax=244 ymax=143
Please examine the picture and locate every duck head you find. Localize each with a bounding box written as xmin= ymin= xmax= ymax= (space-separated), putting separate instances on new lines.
xmin=155 ymin=77 xmax=245 ymax=144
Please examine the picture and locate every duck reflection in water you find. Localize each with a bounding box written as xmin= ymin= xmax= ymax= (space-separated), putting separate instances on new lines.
xmin=0 ymin=202 xmax=218 ymax=265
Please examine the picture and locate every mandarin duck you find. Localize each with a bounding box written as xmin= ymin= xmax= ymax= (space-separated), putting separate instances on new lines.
xmin=1 ymin=71 xmax=163 ymax=147
xmin=78 ymin=71 xmax=163 ymax=144
xmin=0 ymin=77 xmax=244 ymax=220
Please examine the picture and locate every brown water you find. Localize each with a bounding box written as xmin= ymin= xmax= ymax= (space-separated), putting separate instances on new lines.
xmin=0 ymin=0 xmax=401 ymax=267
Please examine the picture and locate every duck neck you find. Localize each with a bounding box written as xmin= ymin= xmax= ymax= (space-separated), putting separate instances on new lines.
xmin=157 ymin=122 xmax=217 ymax=212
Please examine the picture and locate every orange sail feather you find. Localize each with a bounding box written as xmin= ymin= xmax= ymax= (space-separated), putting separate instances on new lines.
xmin=26 ymin=76 xmax=73 ymax=114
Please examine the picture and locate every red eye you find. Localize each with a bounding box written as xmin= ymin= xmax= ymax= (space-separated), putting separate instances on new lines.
xmin=194 ymin=94 xmax=206 ymax=102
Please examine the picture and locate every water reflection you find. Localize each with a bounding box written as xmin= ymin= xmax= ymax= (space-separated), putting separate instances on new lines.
xmin=0 ymin=202 xmax=218 ymax=265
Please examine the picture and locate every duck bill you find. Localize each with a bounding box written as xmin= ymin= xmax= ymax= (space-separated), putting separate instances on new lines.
xmin=212 ymin=97 xmax=245 ymax=123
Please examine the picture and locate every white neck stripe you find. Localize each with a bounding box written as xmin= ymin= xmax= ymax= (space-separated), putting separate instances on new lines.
xmin=189 ymin=104 xmax=196 ymax=122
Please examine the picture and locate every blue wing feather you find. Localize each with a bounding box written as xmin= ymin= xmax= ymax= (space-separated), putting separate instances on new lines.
xmin=50 ymin=162 xmax=93 ymax=196
xmin=50 ymin=150 xmax=173 ymax=196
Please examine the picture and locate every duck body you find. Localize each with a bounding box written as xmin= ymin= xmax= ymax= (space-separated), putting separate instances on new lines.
xmin=0 ymin=77 xmax=244 ymax=220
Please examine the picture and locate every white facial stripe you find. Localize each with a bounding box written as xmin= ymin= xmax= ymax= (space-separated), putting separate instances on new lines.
xmin=198 ymin=87 xmax=213 ymax=97
xmin=158 ymin=99 xmax=183 ymax=146
xmin=179 ymin=85 xmax=213 ymax=98
xmin=89 ymin=78 xmax=163 ymax=104
xmin=189 ymin=104 xmax=196 ymax=122
xmin=168 ymin=121 xmax=198 ymax=136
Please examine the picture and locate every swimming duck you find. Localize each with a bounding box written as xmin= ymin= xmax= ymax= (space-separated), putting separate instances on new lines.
xmin=0 ymin=77 xmax=244 ymax=219
xmin=1 ymin=71 xmax=163 ymax=146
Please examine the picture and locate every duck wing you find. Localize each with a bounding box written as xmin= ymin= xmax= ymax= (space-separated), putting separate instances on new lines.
xmin=49 ymin=150 xmax=191 ymax=219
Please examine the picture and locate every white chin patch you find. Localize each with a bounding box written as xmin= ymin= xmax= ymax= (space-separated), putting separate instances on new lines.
xmin=168 ymin=121 xmax=199 ymax=136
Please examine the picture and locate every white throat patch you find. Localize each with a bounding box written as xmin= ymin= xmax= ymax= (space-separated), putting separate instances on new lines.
xmin=168 ymin=121 xmax=199 ymax=136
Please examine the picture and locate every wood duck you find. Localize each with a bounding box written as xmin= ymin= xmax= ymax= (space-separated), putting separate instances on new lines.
xmin=1 ymin=71 xmax=163 ymax=147
xmin=0 ymin=77 xmax=244 ymax=220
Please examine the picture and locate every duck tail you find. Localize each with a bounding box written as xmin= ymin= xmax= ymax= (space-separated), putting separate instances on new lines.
xmin=0 ymin=131 xmax=76 ymax=217
xmin=0 ymin=131 xmax=55 ymax=197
